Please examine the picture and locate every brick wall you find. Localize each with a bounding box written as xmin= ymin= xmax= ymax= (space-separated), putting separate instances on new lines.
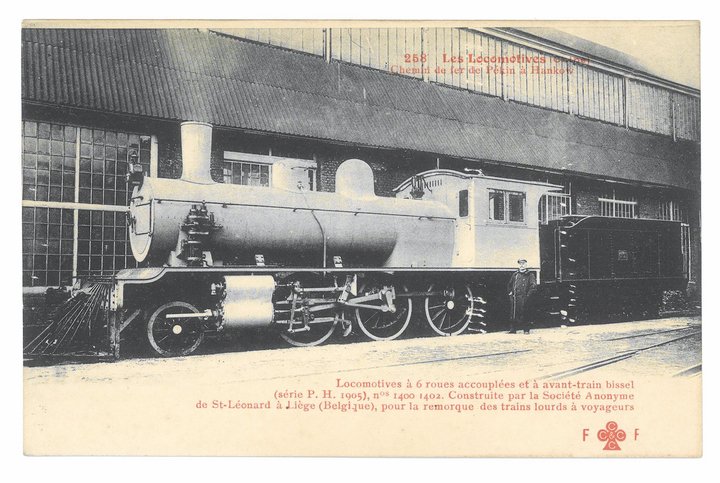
xmin=573 ymin=182 xmax=602 ymax=215
xmin=157 ymin=126 xmax=183 ymax=179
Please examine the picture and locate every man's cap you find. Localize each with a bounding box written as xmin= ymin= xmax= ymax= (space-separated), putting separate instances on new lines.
xmin=517 ymin=258 xmax=527 ymax=264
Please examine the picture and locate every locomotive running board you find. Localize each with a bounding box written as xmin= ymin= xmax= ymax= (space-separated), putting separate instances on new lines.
xmin=114 ymin=266 xmax=530 ymax=285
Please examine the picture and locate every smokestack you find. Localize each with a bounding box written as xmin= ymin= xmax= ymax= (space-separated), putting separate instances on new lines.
xmin=180 ymin=121 xmax=214 ymax=184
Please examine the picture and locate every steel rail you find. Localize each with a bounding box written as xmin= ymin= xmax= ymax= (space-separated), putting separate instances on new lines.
xmin=604 ymin=325 xmax=697 ymax=342
xmin=673 ymin=364 xmax=702 ymax=378
xmin=543 ymin=330 xmax=701 ymax=380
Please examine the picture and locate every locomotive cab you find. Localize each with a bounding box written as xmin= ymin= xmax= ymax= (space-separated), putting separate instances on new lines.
xmin=394 ymin=170 xmax=561 ymax=270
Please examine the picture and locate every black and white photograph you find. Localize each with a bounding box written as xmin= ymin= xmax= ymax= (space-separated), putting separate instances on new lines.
xmin=18 ymin=20 xmax=703 ymax=458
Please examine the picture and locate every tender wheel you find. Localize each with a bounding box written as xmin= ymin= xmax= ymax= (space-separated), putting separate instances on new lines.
xmin=147 ymin=301 xmax=205 ymax=357
xmin=355 ymin=283 xmax=412 ymax=341
xmin=424 ymin=284 xmax=474 ymax=336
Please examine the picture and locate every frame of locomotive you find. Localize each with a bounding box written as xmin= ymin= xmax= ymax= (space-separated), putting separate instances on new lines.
xmin=67 ymin=121 xmax=685 ymax=359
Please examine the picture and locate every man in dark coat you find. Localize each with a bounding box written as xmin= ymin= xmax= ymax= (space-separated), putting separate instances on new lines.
xmin=507 ymin=259 xmax=537 ymax=334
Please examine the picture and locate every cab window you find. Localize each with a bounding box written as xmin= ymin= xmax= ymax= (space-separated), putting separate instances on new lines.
xmin=489 ymin=190 xmax=505 ymax=221
xmin=489 ymin=189 xmax=526 ymax=224
xmin=508 ymin=192 xmax=525 ymax=222
xmin=458 ymin=190 xmax=469 ymax=217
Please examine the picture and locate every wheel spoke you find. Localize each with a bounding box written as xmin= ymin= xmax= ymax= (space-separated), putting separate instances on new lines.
xmin=355 ymin=282 xmax=412 ymax=341
xmin=147 ymin=301 xmax=205 ymax=357
xmin=424 ymin=284 xmax=474 ymax=336
xmin=366 ymin=311 xmax=381 ymax=327
xmin=439 ymin=311 xmax=448 ymax=329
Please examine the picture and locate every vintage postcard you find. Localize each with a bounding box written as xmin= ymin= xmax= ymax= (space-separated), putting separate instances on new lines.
xmin=21 ymin=20 xmax=701 ymax=457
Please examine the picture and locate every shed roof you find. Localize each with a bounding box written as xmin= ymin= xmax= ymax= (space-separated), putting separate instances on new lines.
xmin=21 ymin=28 xmax=699 ymax=191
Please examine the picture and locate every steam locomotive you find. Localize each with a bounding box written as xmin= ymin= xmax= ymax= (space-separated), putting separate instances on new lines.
xmin=105 ymin=122 xmax=687 ymax=357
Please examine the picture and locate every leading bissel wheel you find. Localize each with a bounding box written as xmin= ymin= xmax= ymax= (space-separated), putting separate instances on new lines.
xmin=147 ymin=301 xmax=205 ymax=357
xmin=424 ymin=284 xmax=474 ymax=336
xmin=355 ymin=283 xmax=413 ymax=341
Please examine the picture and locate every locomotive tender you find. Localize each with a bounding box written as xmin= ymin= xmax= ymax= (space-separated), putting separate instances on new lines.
xmin=105 ymin=122 xmax=687 ymax=357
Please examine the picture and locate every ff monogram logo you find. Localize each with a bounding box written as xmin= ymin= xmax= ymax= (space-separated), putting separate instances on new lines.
xmin=597 ymin=421 xmax=626 ymax=450
xmin=582 ymin=422 xmax=638 ymax=450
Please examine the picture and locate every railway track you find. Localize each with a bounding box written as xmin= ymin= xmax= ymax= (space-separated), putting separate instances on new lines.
xmin=603 ymin=325 xmax=697 ymax=341
xmin=543 ymin=328 xmax=701 ymax=380
xmin=237 ymin=324 xmax=702 ymax=383
xmin=24 ymin=319 xmax=701 ymax=390
xmin=673 ymin=363 xmax=702 ymax=378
